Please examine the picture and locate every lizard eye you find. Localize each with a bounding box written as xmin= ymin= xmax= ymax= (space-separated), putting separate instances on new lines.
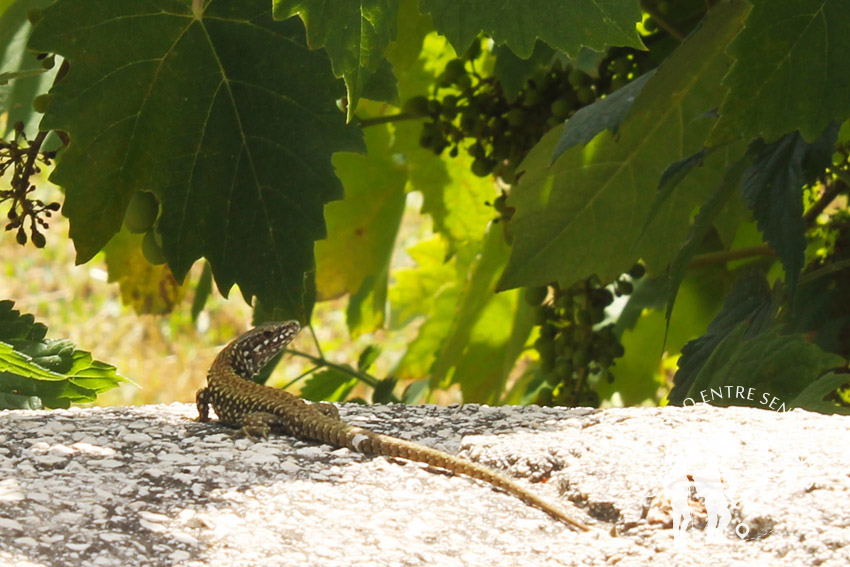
xmin=262 ymin=330 xmax=273 ymax=338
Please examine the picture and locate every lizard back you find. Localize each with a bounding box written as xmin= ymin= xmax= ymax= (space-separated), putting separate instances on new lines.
xmin=196 ymin=321 xmax=589 ymax=531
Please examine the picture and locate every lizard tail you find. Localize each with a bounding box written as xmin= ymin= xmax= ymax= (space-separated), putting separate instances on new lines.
xmin=344 ymin=426 xmax=590 ymax=531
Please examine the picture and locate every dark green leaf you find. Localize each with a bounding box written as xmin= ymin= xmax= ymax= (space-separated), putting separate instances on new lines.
xmin=711 ymin=0 xmax=850 ymax=143
xmin=419 ymin=0 xmax=644 ymax=58
xmin=740 ymin=125 xmax=838 ymax=296
xmin=636 ymin=146 xmax=707 ymax=243
xmin=498 ymin=1 xmax=749 ymax=291
xmin=371 ymin=376 xmax=397 ymax=403
xmin=316 ymin=124 xmax=406 ymax=333
xmin=0 ymin=0 xmax=58 ymax=135
xmin=357 ymin=345 xmax=382 ymax=372
xmin=274 ymin=0 xmax=400 ymax=118
xmin=675 ymin=324 xmax=845 ymax=409
xmin=661 ymin=155 xmax=750 ymax=323
xmin=300 ymin=367 xmax=358 ymax=402
xmin=0 ymin=301 xmax=128 ymax=410
xmin=669 ymin=270 xmax=777 ymax=404
xmin=191 ymin=261 xmax=214 ymax=322
xmin=551 ymin=70 xmax=654 ymax=162
xmin=492 ymin=41 xmax=558 ymax=101
xmin=791 ymin=372 xmax=850 ymax=415
xmin=30 ymin=0 xmax=364 ymax=322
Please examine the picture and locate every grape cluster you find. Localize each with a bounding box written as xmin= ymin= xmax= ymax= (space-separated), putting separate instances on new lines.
xmin=122 ymin=190 xmax=167 ymax=265
xmin=526 ymin=263 xmax=645 ymax=407
xmin=405 ymin=46 xmax=654 ymax=184
xmin=1 ymin=122 xmax=59 ymax=248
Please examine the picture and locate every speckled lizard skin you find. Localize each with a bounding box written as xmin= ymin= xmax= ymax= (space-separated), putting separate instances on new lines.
xmin=196 ymin=321 xmax=589 ymax=531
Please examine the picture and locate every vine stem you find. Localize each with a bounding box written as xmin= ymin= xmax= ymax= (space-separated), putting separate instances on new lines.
xmin=687 ymin=245 xmax=775 ymax=270
xmin=284 ymin=346 xmax=400 ymax=402
xmin=358 ymin=112 xmax=417 ymax=127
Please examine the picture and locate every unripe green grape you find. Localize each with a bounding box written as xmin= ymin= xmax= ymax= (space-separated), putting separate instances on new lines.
xmin=124 ymin=191 xmax=159 ymax=234
xmin=535 ymin=386 xmax=554 ymax=406
xmin=556 ymin=293 xmax=573 ymax=310
xmin=616 ymin=279 xmax=634 ymax=295
xmin=832 ymin=152 xmax=846 ymax=167
xmin=524 ymin=285 xmax=548 ymax=306
xmin=628 ymin=262 xmax=646 ymax=279
xmin=41 ymin=55 xmax=55 ymax=70
xmin=142 ymin=230 xmax=167 ymax=265
xmin=540 ymin=322 xmax=557 ymax=340
xmin=609 ymin=75 xmax=630 ymax=91
xmin=443 ymin=59 xmax=466 ymax=82
xmin=544 ymin=371 xmax=561 ymax=386
xmin=576 ymin=87 xmax=595 ymax=105
xmin=16 ymin=226 xmax=27 ymax=245
xmin=571 ymin=348 xmax=588 ymax=368
xmin=550 ymin=98 xmax=571 ymax=119
xmin=32 ymin=94 xmax=50 ymax=113
xmin=555 ymin=335 xmax=574 ymax=358
xmin=568 ymin=69 xmax=590 ymax=88
xmin=522 ymin=88 xmax=541 ymax=107
xmin=403 ymin=95 xmax=430 ymax=117
xmin=506 ymin=108 xmax=526 ymax=127
xmin=31 ymin=230 xmax=46 ymax=248
xmin=611 ymin=58 xmax=631 ymax=75
xmin=589 ymin=306 xmax=605 ymax=324
xmin=471 ymin=157 xmax=495 ymax=177
xmin=554 ymin=358 xmax=574 ymax=379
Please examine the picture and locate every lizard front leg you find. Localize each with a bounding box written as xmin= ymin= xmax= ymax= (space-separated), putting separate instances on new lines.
xmin=196 ymin=387 xmax=211 ymax=422
xmin=312 ymin=402 xmax=340 ymax=420
xmin=241 ymin=411 xmax=287 ymax=441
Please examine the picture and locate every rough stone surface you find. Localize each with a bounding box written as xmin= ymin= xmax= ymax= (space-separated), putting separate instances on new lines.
xmin=0 ymin=403 xmax=847 ymax=566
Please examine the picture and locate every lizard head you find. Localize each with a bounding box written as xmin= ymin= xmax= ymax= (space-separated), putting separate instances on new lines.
xmin=228 ymin=320 xmax=301 ymax=379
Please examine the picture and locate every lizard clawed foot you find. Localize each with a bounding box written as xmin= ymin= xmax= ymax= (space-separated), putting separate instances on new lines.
xmin=240 ymin=426 xmax=269 ymax=442
xmin=240 ymin=412 xmax=278 ymax=442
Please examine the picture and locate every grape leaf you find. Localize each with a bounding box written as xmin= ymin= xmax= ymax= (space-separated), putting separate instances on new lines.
xmin=419 ymin=0 xmax=644 ymax=58
xmin=299 ymin=367 xmax=358 ymax=402
xmin=0 ymin=300 xmax=129 ymax=409
xmin=498 ymin=1 xmax=750 ymax=291
xmin=711 ymin=0 xmax=850 ymax=144
xmin=315 ymin=124 xmax=406 ymax=309
xmin=103 ymin=228 xmax=187 ymax=315
xmin=0 ymin=0 xmax=59 ymax=135
xmin=274 ymin=0 xmax=400 ymax=119
xmin=740 ymin=124 xmax=839 ymax=297
xmin=669 ymin=270 xmax=777 ymax=405
xmin=791 ymin=372 xmax=850 ymax=415
xmin=429 ymin=223 xmax=524 ymax=396
xmin=30 ymin=0 xmax=364 ymax=322
xmin=491 ymin=41 xmax=561 ymax=101
xmin=551 ymin=70 xmax=654 ymax=162
xmin=675 ymin=324 xmax=845 ymax=409
xmin=388 ymin=236 xmax=455 ymax=329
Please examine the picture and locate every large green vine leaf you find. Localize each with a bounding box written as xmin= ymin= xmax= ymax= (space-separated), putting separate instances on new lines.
xmin=0 ymin=301 xmax=129 ymax=409
xmin=419 ymin=0 xmax=644 ymax=58
xmin=30 ymin=0 xmax=364 ymax=321
xmin=498 ymin=0 xmax=750 ymax=291
xmin=274 ymin=0 xmax=400 ymax=119
xmin=711 ymin=0 xmax=850 ymax=144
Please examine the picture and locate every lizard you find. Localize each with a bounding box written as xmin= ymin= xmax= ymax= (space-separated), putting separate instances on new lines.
xmin=196 ymin=321 xmax=590 ymax=531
